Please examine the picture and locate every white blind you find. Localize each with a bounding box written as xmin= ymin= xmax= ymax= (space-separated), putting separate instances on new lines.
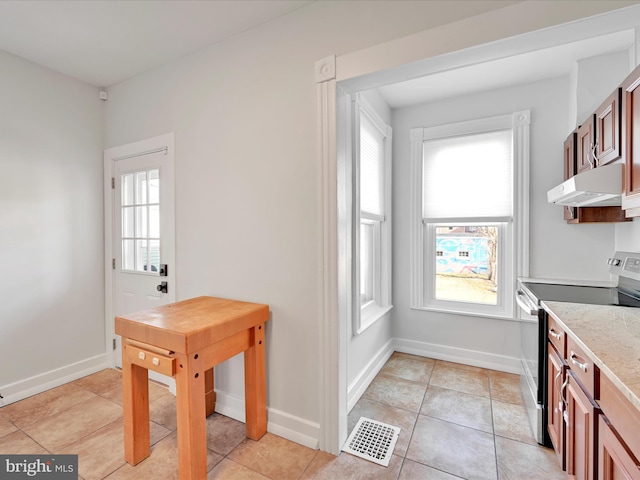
xmin=422 ymin=129 xmax=512 ymax=219
xmin=360 ymin=113 xmax=384 ymax=216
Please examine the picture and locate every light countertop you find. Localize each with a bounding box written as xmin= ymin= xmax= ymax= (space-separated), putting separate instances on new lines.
xmin=542 ymin=301 xmax=640 ymax=412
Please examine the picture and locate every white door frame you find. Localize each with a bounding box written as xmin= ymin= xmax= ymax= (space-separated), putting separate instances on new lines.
xmin=103 ymin=132 xmax=176 ymax=368
xmin=316 ymin=3 xmax=640 ymax=454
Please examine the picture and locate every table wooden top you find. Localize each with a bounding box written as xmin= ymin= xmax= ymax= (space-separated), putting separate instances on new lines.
xmin=115 ymin=296 xmax=269 ymax=354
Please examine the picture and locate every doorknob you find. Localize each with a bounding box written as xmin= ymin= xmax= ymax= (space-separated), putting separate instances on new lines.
xmin=157 ymin=282 xmax=168 ymax=294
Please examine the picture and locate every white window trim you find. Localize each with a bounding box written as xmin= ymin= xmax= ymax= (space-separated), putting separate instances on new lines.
xmin=409 ymin=111 xmax=530 ymax=320
xmin=353 ymin=94 xmax=393 ymax=334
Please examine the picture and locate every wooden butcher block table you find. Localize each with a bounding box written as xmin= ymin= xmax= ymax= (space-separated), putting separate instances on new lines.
xmin=115 ymin=296 xmax=270 ymax=479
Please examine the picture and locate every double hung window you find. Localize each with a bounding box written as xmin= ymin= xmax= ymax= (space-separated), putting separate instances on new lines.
xmin=354 ymin=95 xmax=392 ymax=333
xmin=410 ymin=112 xmax=530 ymax=318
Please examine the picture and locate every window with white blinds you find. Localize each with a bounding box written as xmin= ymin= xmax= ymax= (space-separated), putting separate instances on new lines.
xmin=360 ymin=113 xmax=385 ymax=218
xmin=423 ymin=130 xmax=512 ymax=220
xmin=409 ymin=111 xmax=530 ymax=319
xmin=353 ymin=95 xmax=392 ymax=334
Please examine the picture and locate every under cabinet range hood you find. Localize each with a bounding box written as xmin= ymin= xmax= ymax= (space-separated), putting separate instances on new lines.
xmin=547 ymin=163 xmax=623 ymax=207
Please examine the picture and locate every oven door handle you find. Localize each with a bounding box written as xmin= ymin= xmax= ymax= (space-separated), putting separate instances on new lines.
xmin=516 ymin=290 xmax=539 ymax=316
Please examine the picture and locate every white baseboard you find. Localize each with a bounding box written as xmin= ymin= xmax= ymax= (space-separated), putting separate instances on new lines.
xmin=347 ymin=339 xmax=394 ymax=413
xmin=148 ymin=371 xmax=176 ymax=395
xmin=213 ymin=390 xmax=320 ymax=450
xmin=0 ymin=354 xmax=110 ymax=407
xmin=393 ymin=338 xmax=522 ymax=374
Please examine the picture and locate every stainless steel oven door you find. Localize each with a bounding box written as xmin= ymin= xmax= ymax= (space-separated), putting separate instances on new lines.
xmin=516 ymin=285 xmax=544 ymax=444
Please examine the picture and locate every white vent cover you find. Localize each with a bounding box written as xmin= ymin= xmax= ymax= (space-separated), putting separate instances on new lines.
xmin=342 ymin=417 xmax=400 ymax=467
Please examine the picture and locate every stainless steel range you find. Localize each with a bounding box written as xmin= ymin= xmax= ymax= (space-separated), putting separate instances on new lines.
xmin=516 ymin=251 xmax=640 ymax=447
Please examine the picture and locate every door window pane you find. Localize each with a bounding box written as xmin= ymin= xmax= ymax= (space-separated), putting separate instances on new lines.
xmin=149 ymin=240 xmax=160 ymax=273
xmin=122 ymin=207 xmax=134 ymax=238
xmin=149 ymin=205 xmax=160 ymax=238
xmin=136 ymin=239 xmax=148 ymax=272
xmin=135 ymin=206 xmax=147 ymax=238
xmin=433 ymin=225 xmax=498 ymax=305
xmin=122 ymin=239 xmax=135 ymax=271
xmin=121 ymin=168 xmax=161 ymax=273
xmin=135 ymin=171 xmax=147 ymax=205
xmin=122 ymin=174 xmax=134 ymax=206
xmin=148 ymin=170 xmax=160 ymax=204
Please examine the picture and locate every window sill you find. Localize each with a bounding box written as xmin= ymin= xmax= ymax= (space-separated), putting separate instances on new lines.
xmin=410 ymin=305 xmax=521 ymax=322
xmin=356 ymin=304 xmax=393 ymax=335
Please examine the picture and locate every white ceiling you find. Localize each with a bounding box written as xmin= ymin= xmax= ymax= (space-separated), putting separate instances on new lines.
xmin=0 ymin=1 xmax=636 ymax=106
xmin=378 ymin=29 xmax=636 ymax=108
xmin=0 ymin=0 xmax=313 ymax=87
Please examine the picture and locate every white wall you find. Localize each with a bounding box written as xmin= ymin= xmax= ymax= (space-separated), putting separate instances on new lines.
xmin=391 ymin=76 xmax=616 ymax=372
xmin=616 ymin=220 xmax=640 ymax=250
xmin=0 ymin=50 xmax=105 ymax=402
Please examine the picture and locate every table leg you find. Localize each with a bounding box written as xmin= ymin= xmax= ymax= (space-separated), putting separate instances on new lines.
xmin=204 ymin=367 xmax=216 ymax=417
xmin=244 ymin=323 xmax=267 ymax=440
xmin=122 ymin=342 xmax=150 ymax=465
xmin=175 ymin=352 xmax=208 ymax=479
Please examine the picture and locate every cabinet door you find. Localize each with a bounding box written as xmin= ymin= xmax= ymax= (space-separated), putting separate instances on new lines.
xmin=577 ymin=115 xmax=596 ymax=173
xmin=623 ymin=65 xmax=640 ymax=211
xmin=598 ymin=416 xmax=640 ymax=480
xmin=566 ymin=372 xmax=598 ymax=480
xmin=596 ymin=88 xmax=622 ymax=166
xmin=548 ymin=345 xmax=566 ymax=469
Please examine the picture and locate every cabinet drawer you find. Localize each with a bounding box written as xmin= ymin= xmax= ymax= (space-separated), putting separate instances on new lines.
xmin=566 ymin=336 xmax=596 ymax=397
xmin=548 ymin=315 xmax=566 ymax=357
xmin=599 ymin=373 xmax=640 ymax=459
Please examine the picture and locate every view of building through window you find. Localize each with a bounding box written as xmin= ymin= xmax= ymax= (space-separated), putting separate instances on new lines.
xmin=434 ymin=225 xmax=498 ymax=305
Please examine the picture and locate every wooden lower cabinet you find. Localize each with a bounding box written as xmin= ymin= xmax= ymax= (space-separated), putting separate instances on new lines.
xmin=548 ymin=345 xmax=566 ymax=468
xmin=544 ymin=309 xmax=640 ymax=479
xmin=599 ymin=416 xmax=640 ymax=479
xmin=565 ymin=371 xmax=600 ymax=480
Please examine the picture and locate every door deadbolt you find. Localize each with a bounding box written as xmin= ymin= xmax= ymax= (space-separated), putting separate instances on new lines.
xmin=157 ymin=281 xmax=168 ymax=294
xmin=159 ymin=264 xmax=168 ymax=276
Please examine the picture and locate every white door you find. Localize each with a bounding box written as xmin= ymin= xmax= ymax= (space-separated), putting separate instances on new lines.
xmin=104 ymin=133 xmax=176 ymax=386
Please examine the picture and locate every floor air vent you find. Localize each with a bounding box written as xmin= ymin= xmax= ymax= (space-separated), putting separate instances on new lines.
xmin=342 ymin=417 xmax=400 ymax=467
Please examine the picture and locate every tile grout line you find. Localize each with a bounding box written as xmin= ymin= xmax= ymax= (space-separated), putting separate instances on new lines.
xmin=489 ymin=377 xmax=502 ymax=480
xmin=395 ymin=361 xmax=434 ymax=479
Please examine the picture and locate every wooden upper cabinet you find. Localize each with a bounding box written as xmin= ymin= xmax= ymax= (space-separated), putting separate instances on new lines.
xmin=595 ymin=88 xmax=622 ymax=166
xmin=563 ymin=130 xmax=628 ymax=224
xmin=622 ymin=64 xmax=640 ymax=208
xmin=577 ymin=115 xmax=596 ymax=173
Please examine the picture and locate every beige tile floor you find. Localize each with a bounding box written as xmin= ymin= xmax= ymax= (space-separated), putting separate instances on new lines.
xmin=0 ymin=353 xmax=567 ymax=479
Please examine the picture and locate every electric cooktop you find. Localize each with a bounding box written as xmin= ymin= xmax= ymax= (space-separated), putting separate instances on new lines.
xmin=520 ymin=282 xmax=640 ymax=308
